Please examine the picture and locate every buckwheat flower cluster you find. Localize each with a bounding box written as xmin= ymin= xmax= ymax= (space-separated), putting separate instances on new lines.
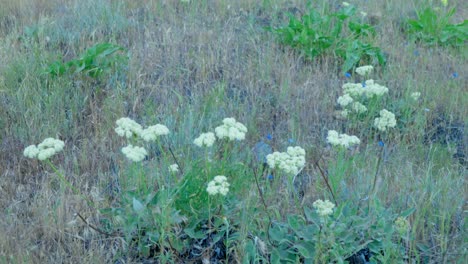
xmin=355 ymin=65 xmax=374 ymax=76
xmin=24 ymin=138 xmax=65 ymax=160
xmin=327 ymin=130 xmax=360 ymax=148
xmin=194 ymin=132 xmax=216 ymax=147
xmin=312 ymin=199 xmax=335 ymax=217
xmin=168 ymin=164 xmax=179 ymax=173
xmin=374 ymin=109 xmax=397 ymax=131
xmin=342 ymin=80 xmax=388 ymax=99
xmin=140 ymin=124 xmax=170 ymax=142
xmin=337 ymin=94 xmax=354 ymax=107
xmin=206 ymin=175 xmax=230 ymax=196
xmin=215 ymin=117 xmax=248 ymax=141
xmin=121 ymin=145 xmax=147 ymax=162
xmin=351 ymin=102 xmax=368 ymax=114
xmin=266 ymin=146 xmax=306 ymax=176
xmin=362 ymin=79 xmax=389 ymax=98
xmin=115 ymin=117 xmax=143 ymax=138
xmin=410 ymin=92 xmax=421 ymax=101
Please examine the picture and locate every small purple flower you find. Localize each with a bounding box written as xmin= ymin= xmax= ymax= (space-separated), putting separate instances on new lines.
xmin=378 ymin=141 xmax=384 ymax=147
xmin=452 ymin=72 xmax=458 ymax=78
xmin=288 ymin=138 xmax=295 ymax=143
xmin=345 ymin=72 xmax=351 ymax=78
xmin=266 ymin=134 xmax=273 ymax=140
xmin=361 ymin=82 xmax=366 ymax=88
xmin=413 ymin=50 xmax=419 ymax=56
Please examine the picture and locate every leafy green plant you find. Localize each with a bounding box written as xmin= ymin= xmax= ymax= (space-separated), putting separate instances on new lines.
xmin=268 ymin=200 xmax=415 ymax=263
xmin=46 ymin=43 xmax=128 ymax=77
xmin=407 ymin=7 xmax=467 ymax=46
xmin=270 ymin=4 xmax=386 ymax=72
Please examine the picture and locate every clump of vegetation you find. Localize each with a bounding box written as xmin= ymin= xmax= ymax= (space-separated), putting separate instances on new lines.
xmin=45 ymin=43 xmax=128 ymax=78
xmin=270 ymin=3 xmax=386 ymax=72
xmin=407 ymin=5 xmax=467 ymax=46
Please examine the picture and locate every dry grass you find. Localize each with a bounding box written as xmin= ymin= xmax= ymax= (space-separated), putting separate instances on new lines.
xmin=0 ymin=0 xmax=466 ymax=263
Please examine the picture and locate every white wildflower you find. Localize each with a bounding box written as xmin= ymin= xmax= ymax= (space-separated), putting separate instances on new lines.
xmin=313 ymin=199 xmax=335 ymax=217
xmin=411 ymin=92 xmax=421 ymax=101
xmin=169 ymin=164 xmax=179 ymax=173
xmin=351 ymin=102 xmax=368 ymax=113
xmin=215 ymin=117 xmax=248 ymax=141
xmin=194 ymin=132 xmax=216 ymax=147
xmin=206 ymin=175 xmax=230 ymax=196
xmin=364 ymin=79 xmax=389 ymax=98
xmin=24 ymin=145 xmax=40 ymax=159
xmin=342 ymin=2 xmax=350 ymax=6
xmin=327 ymin=130 xmax=360 ymax=148
xmin=355 ymin=65 xmax=374 ymax=76
xmin=121 ymin=145 xmax=147 ymax=162
xmin=140 ymin=124 xmax=170 ymax=142
xmin=24 ymin=138 xmax=65 ymax=160
xmin=342 ymin=82 xmax=365 ymax=98
xmin=266 ymin=146 xmax=306 ymax=176
xmin=337 ymin=94 xmax=354 ymax=107
xmin=361 ymin=11 xmax=367 ymax=17
xmin=374 ymin=109 xmax=397 ymax=131
xmin=115 ymin=117 xmax=142 ymax=138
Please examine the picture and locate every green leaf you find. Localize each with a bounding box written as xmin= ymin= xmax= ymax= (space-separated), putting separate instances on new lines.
xmin=132 ymin=197 xmax=145 ymax=212
xmin=399 ymin=207 xmax=416 ymax=218
xmin=294 ymin=241 xmax=315 ymax=258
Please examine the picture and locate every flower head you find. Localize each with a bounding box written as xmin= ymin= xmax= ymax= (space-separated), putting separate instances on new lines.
xmin=441 ymin=0 xmax=448 ymax=7
xmin=313 ymin=199 xmax=335 ymax=217
xmin=410 ymin=92 xmax=421 ymax=101
xmin=115 ymin=117 xmax=142 ymax=138
xmin=168 ymin=164 xmax=179 ymax=173
xmin=24 ymin=138 xmax=65 ymax=160
xmin=266 ymin=146 xmax=306 ymax=176
xmin=140 ymin=124 xmax=170 ymax=142
xmin=194 ymin=132 xmax=216 ymax=147
xmin=337 ymin=94 xmax=354 ymax=107
xmin=215 ymin=117 xmax=248 ymax=141
xmin=121 ymin=145 xmax=147 ymax=162
xmin=374 ymin=109 xmax=397 ymax=131
xmin=206 ymin=175 xmax=230 ymax=196
xmin=355 ymin=65 xmax=374 ymax=76
xmin=326 ymin=130 xmax=360 ymax=148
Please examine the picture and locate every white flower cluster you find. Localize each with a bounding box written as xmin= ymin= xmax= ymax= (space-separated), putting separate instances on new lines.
xmin=140 ymin=124 xmax=170 ymax=142
xmin=326 ymin=130 xmax=360 ymax=148
xmin=355 ymin=65 xmax=374 ymax=76
xmin=168 ymin=163 xmax=179 ymax=173
xmin=313 ymin=199 xmax=335 ymax=217
xmin=121 ymin=145 xmax=147 ymax=162
xmin=374 ymin=109 xmax=397 ymax=131
xmin=342 ymin=80 xmax=389 ymax=99
xmin=114 ymin=117 xmax=171 ymax=161
xmin=266 ymin=146 xmax=306 ymax=176
xmin=115 ymin=117 xmax=143 ymax=138
xmin=215 ymin=117 xmax=248 ymax=141
xmin=24 ymin=138 xmax=65 ymax=160
xmin=410 ymin=92 xmax=421 ymax=101
xmin=206 ymin=175 xmax=230 ymax=196
xmin=115 ymin=117 xmax=170 ymax=142
xmin=336 ymin=66 xmax=390 ymax=119
xmin=194 ymin=132 xmax=216 ymax=147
